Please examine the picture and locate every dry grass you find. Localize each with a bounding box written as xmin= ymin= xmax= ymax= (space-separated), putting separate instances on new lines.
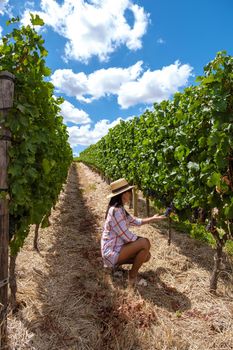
xmin=7 ymin=162 xmax=233 ymax=350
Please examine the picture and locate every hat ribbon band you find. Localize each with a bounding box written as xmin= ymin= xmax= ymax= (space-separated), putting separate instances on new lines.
xmin=112 ymin=184 xmax=131 ymax=193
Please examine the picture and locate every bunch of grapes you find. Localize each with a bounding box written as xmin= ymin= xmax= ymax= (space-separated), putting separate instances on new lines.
xmin=164 ymin=203 xmax=174 ymax=217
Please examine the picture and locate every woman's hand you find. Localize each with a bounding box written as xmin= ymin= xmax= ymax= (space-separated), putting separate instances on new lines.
xmin=141 ymin=214 xmax=167 ymax=225
xmin=142 ymin=214 xmax=167 ymax=225
xmin=151 ymin=214 xmax=167 ymax=221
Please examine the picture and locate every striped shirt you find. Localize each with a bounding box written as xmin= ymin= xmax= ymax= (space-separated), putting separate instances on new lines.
xmin=101 ymin=206 xmax=142 ymax=267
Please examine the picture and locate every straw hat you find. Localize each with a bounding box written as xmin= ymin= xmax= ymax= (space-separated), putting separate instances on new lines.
xmin=107 ymin=178 xmax=134 ymax=198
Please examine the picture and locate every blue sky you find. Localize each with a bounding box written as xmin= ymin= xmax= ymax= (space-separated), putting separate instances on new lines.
xmin=1 ymin=0 xmax=233 ymax=156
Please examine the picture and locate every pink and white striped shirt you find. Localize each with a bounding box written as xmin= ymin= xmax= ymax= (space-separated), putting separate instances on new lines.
xmin=101 ymin=206 xmax=142 ymax=267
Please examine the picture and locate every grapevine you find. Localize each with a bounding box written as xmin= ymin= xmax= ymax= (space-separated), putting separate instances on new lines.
xmin=0 ymin=15 xmax=72 ymax=306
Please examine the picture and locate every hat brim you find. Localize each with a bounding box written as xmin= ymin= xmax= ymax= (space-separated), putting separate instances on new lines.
xmin=107 ymin=185 xmax=135 ymax=199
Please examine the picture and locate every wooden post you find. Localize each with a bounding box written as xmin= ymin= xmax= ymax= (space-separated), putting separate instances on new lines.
xmin=129 ymin=195 xmax=133 ymax=209
xmin=146 ymin=197 xmax=150 ymax=217
xmin=133 ymin=187 xmax=138 ymax=217
xmin=33 ymin=223 xmax=40 ymax=252
xmin=0 ymin=71 xmax=15 ymax=348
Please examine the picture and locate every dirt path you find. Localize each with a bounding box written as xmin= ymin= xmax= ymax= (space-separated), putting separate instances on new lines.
xmin=8 ymin=163 xmax=233 ymax=350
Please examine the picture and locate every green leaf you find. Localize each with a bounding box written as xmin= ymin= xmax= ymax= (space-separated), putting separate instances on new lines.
xmin=30 ymin=14 xmax=44 ymax=26
xmin=207 ymin=172 xmax=221 ymax=187
xmin=214 ymin=152 xmax=227 ymax=169
xmin=17 ymin=104 xmax=27 ymax=114
xmin=174 ymin=145 xmax=190 ymax=161
xmin=202 ymin=75 xmax=216 ymax=84
xmin=207 ymin=133 xmax=220 ymax=147
xmin=198 ymin=136 xmax=206 ymax=148
xmin=42 ymin=158 xmax=51 ymax=175
xmin=224 ymin=201 xmax=233 ymax=219
xmin=43 ymin=67 xmax=51 ymax=76
xmin=142 ymin=139 xmax=150 ymax=146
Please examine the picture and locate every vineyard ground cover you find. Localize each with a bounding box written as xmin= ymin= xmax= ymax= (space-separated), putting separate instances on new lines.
xmin=7 ymin=163 xmax=233 ymax=350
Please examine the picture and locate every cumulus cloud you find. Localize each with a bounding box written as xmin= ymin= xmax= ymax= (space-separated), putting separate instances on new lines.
xmin=21 ymin=0 xmax=149 ymax=63
xmin=118 ymin=61 xmax=193 ymax=108
xmin=51 ymin=61 xmax=143 ymax=103
xmin=60 ymin=100 xmax=91 ymax=124
xmin=0 ymin=0 xmax=10 ymax=15
xmin=51 ymin=60 xmax=193 ymax=108
xmin=68 ymin=117 xmax=122 ymax=146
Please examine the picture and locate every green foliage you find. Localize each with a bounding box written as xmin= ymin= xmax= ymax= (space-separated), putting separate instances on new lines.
xmin=79 ymin=51 xmax=233 ymax=249
xmin=0 ymin=16 xmax=73 ymax=255
xmin=189 ymin=224 xmax=215 ymax=245
xmin=225 ymin=240 xmax=233 ymax=255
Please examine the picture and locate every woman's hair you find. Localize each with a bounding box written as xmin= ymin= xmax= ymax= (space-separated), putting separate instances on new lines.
xmin=105 ymin=190 xmax=132 ymax=218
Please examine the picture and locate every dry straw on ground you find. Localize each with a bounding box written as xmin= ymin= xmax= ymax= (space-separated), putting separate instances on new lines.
xmin=7 ymin=162 xmax=233 ymax=350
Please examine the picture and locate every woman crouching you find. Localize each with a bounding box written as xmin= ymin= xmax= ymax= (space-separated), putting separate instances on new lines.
xmin=101 ymin=178 xmax=166 ymax=286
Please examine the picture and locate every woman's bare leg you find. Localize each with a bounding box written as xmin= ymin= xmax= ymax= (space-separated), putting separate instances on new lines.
xmin=117 ymin=252 xmax=151 ymax=267
xmin=117 ymin=238 xmax=151 ymax=285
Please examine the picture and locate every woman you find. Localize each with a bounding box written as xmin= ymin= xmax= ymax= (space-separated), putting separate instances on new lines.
xmin=101 ymin=178 xmax=166 ymax=286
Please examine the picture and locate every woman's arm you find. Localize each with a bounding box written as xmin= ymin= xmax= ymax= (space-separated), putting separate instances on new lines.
xmin=140 ymin=214 xmax=167 ymax=225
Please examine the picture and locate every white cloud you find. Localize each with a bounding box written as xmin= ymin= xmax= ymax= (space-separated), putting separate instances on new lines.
xmin=0 ymin=26 xmax=2 ymax=38
xmin=68 ymin=117 xmax=122 ymax=146
xmin=21 ymin=0 xmax=149 ymax=63
xmin=118 ymin=61 xmax=193 ymax=108
xmin=25 ymin=1 xmax=35 ymax=8
xmin=51 ymin=69 xmax=89 ymax=101
xmin=60 ymin=100 xmax=91 ymax=124
xmin=51 ymin=61 xmax=143 ymax=103
xmin=51 ymin=60 xmax=193 ymax=109
xmin=0 ymin=0 xmax=10 ymax=15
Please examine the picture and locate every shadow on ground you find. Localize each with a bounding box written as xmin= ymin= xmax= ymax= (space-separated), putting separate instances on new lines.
xmin=111 ymin=266 xmax=191 ymax=313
